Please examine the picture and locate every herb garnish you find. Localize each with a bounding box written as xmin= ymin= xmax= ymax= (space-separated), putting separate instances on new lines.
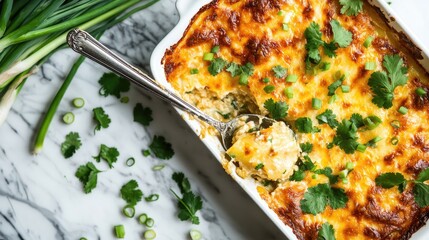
xmin=272 ymin=65 xmax=287 ymax=78
xmin=171 ymin=172 xmax=203 ymax=224
xmin=93 ymin=144 xmax=119 ymax=168
xmin=149 ymin=135 xmax=174 ymax=160
xmin=75 ymin=162 xmax=101 ymax=194
xmin=332 ymin=120 xmax=359 ymax=154
xmin=133 ymin=103 xmax=153 ymax=126
xmin=98 ymin=72 xmax=130 ymax=98
xmin=264 ymin=98 xmax=288 ymax=119
xmin=300 ymin=183 xmax=348 ymax=215
xmin=316 ymin=109 xmax=339 ymax=128
xmin=318 ymin=222 xmax=336 ymax=240
xmin=330 ymin=20 xmax=352 ymax=48
xmin=61 ymin=132 xmax=81 ymax=158
xmin=93 ymin=107 xmax=111 ymax=133
xmin=295 ymin=117 xmax=320 ymax=133
xmin=339 ymin=0 xmax=363 ymax=16
xmin=208 ymin=57 xmax=227 ymax=76
xmin=300 ymin=142 xmax=313 ymax=153
xmin=120 ymin=180 xmax=143 ymax=206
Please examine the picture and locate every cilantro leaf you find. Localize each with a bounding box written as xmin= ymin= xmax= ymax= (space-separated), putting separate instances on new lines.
xmin=75 ymin=162 xmax=100 ymax=194
xmin=272 ymin=65 xmax=287 ymax=78
xmin=240 ymin=62 xmax=254 ymax=76
xmin=61 ymin=132 xmax=81 ymax=158
xmin=263 ymin=98 xmax=288 ymax=119
xmin=314 ymin=167 xmax=339 ymax=184
xmin=93 ymin=107 xmax=111 ymax=133
xmin=133 ymin=103 xmax=153 ymax=126
xmin=316 ymin=109 xmax=339 ymax=128
xmin=226 ymin=62 xmax=241 ymax=77
xmin=208 ymin=57 xmax=227 ymax=76
xmin=290 ymin=156 xmax=316 ymax=181
xmin=328 ymin=79 xmax=344 ymax=96
xmin=413 ymin=183 xmax=429 ymax=207
xmin=300 ymin=183 xmax=348 ymax=215
xmin=295 ymin=117 xmax=320 ymax=133
xmin=416 ymin=168 xmax=429 ymax=183
xmin=149 ymin=135 xmax=174 ymax=160
xmin=330 ymin=20 xmax=353 ymax=48
xmin=318 ymin=222 xmax=336 ymax=240
xmin=323 ymin=41 xmax=338 ymax=58
xmin=339 ymin=0 xmax=363 ymax=16
xmin=304 ymin=22 xmax=324 ymax=66
xmin=375 ymin=172 xmax=406 ymax=188
xmin=93 ymin=144 xmax=119 ymax=168
xmin=329 ymin=187 xmax=348 ymax=209
xmin=300 ymin=142 xmax=313 ymax=153
xmin=368 ymin=55 xmax=408 ymax=109
xmin=333 ymin=120 xmax=359 ymax=154
xmin=172 ymin=172 xmax=191 ymax=194
xmin=289 ymin=169 xmax=306 ymax=181
xmin=349 ymin=113 xmax=364 ymax=128
xmin=120 ymin=180 xmax=143 ymax=206
xmin=98 ymin=72 xmax=130 ymax=98
xmin=171 ymin=190 xmax=203 ymax=224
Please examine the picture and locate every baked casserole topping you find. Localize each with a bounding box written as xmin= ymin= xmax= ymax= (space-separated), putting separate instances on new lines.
xmin=163 ymin=0 xmax=429 ymax=239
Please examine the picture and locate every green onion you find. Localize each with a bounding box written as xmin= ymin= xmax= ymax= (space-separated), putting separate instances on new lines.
xmin=356 ymin=144 xmax=367 ymax=153
xmin=341 ymin=85 xmax=350 ymax=93
xmin=0 ymin=0 xmax=12 ymax=38
xmin=190 ymin=68 xmax=199 ymax=74
xmin=145 ymin=194 xmax=159 ymax=202
xmin=363 ymin=115 xmax=382 ymax=130
xmin=391 ymin=136 xmax=399 ymax=145
xmin=345 ymin=162 xmax=355 ymax=170
xmin=312 ymin=174 xmax=317 ymax=179
xmin=263 ymin=85 xmax=275 ymax=93
xmin=319 ymin=62 xmax=331 ymax=71
xmin=390 ymin=120 xmax=400 ymax=129
xmin=286 ymin=74 xmax=298 ymax=83
xmin=239 ymin=74 xmax=248 ymax=85
xmin=142 ymin=149 xmax=151 ymax=156
xmin=152 ymin=164 xmax=165 ymax=171
xmin=114 ymin=225 xmax=125 ymax=239
xmin=126 ymin=157 xmax=135 ymax=167
xmin=62 ymin=112 xmax=75 ymax=124
xmin=120 ymin=96 xmax=129 ymax=103
xmin=285 ymin=87 xmax=293 ymax=99
xmin=277 ymin=10 xmax=285 ymax=16
xmin=190 ymin=230 xmax=202 ymax=240
xmin=339 ymin=169 xmax=348 ymax=179
xmin=282 ymin=23 xmax=289 ymax=31
xmin=203 ymin=52 xmax=214 ymax=61
xmin=255 ymin=163 xmax=264 ymax=170
xmin=79 ymin=238 xmax=87 ymax=240
xmin=365 ymin=62 xmax=376 ymax=70
xmin=122 ymin=205 xmax=135 ymax=218
xmin=312 ymin=98 xmax=322 ymax=110
xmin=416 ymin=87 xmax=427 ymax=96
xmin=329 ymin=94 xmax=338 ymax=104
xmin=143 ymin=229 xmax=156 ymax=240
xmin=145 ymin=218 xmax=155 ymax=228
xmin=262 ymin=77 xmax=270 ymax=83
xmin=363 ymin=36 xmax=374 ymax=48
xmin=398 ymin=106 xmax=408 ymax=115
xmin=211 ymin=45 xmax=220 ymax=53
xmin=342 ymin=178 xmax=349 ymax=184
xmin=366 ymin=136 xmax=383 ymax=147
xmin=138 ymin=213 xmax=148 ymax=224
xmin=72 ymin=97 xmax=85 ymax=108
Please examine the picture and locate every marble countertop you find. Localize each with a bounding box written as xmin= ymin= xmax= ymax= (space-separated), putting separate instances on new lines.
xmin=1 ymin=1 xmax=428 ymax=240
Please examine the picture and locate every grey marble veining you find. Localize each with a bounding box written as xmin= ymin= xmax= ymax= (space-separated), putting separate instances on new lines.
xmin=0 ymin=0 xmax=429 ymax=240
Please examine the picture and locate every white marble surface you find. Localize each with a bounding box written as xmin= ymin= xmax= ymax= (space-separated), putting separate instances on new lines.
xmin=0 ymin=0 xmax=428 ymax=240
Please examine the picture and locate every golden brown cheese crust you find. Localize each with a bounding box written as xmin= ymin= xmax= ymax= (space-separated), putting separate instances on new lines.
xmin=163 ymin=0 xmax=429 ymax=239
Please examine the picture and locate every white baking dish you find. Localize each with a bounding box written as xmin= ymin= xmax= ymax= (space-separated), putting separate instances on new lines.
xmin=150 ymin=0 xmax=429 ymax=239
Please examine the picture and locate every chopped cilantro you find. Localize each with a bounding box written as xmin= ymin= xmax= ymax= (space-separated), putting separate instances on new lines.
xmin=300 ymin=142 xmax=313 ymax=153
xmin=333 ymin=120 xmax=359 ymax=154
xmin=328 ymin=79 xmax=344 ymax=96
xmin=300 ymin=183 xmax=348 ymax=215
xmin=226 ymin=62 xmax=254 ymax=85
xmin=190 ymin=68 xmax=199 ymax=74
xmin=295 ymin=117 xmax=320 ymax=133
xmin=339 ymin=0 xmax=363 ymax=16
xmin=120 ymin=180 xmax=143 ymax=206
xmin=171 ymin=172 xmax=203 ymax=224
xmin=172 ymin=172 xmax=191 ymax=194
xmin=330 ymin=20 xmax=353 ymax=48
xmin=75 ymin=162 xmax=101 ymax=194
xmin=318 ymin=222 xmax=336 ymax=240
xmin=314 ymin=167 xmax=339 ymax=184
xmin=368 ymin=54 xmax=408 ymax=109
xmin=93 ymin=144 xmax=119 ymax=168
xmin=208 ymin=57 xmax=227 ymax=76
xmin=323 ymin=41 xmax=338 ymax=58
xmin=290 ymin=156 xmax=316 ymax=181
xmin=349 ymin=113 xmax=364 ymax=128
xmin=263 ymin=85 xmax=275 ymax=93
xmin=98 ymin=72 xmax=130 ymax=98
xmin=149 ymin=135 xmax=174 ymax=160
xmin=263 ymin=98 xmax=288 ymax=119
xmin=375 ymin=172 xmax=406 ymax=189
xmin=255 ymin=163 xmax=264 ymax=170
xmin=133 ymin=103 xmax=153 ymax=126
xmin=61 ymin=132 xmax=81 ymax=159
xmin=363 ymin=115 xmax=382 ymax=130
xmin=304 ymin=22 xmax=324 ymax=67
xmin=93 ymin=107 xmax=111 ymax=133
xmin=216 ymin=111 xmax=231 ymax=120
xmin=226 ymin=62 xmax=241 ymax=77
xmin=316 ymin=109 xmax=339 ymax=128
xmin=272 ymin=65 xmax=287 ymax=78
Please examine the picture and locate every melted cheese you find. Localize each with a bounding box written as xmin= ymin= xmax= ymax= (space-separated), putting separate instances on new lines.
xmin=163 ymin=0 xmax=429 ymax=239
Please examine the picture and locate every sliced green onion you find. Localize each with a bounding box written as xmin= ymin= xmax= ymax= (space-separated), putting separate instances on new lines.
xmin=312 ymin=174 xmax=317 ymax=179
xmin=79 ymin=238 xmax=87 ymax=240
xmin=142 ymin=149 xmax=150 ymax=157
xmin=114 ymin=225 xmax=125 ymax=239
xmin=145 ymin=218 xmax=155 ymax=228
xmin=391 ymin=136 xmax=399 ymax=145
xmin=211 ymin=45 xmax=220 ymax=53
xmin=62 ymin=112 xmax=75 ymax=124
xmin=329 ymin=94 xmax=338 ymax=104
xmin=342 ymin=178 xmax=349 ymax=184
xmin=319 ymin=62 xmax=331 ymax=71
xmin=126 ymin=157 xmax=135 ymax=167
xmin=143 ymin=229 xmax=156 ymax=240
xmin=120 ymin=96 xmax=129 ymax=103
xmin=277 ymin=10 xmax=285 ymax=16
xmin=190 ymin=68 xmax=199 ymax=74
xmin=239 ymin=74 xmax=248 ymax=85
xmin=356 ymin=144 xmax=367 ymax=153
xmin=416 ymin=87 xmax=427 ymax=96
xmin=122 ymin=205 xmax=135 ymax=218
xmin=190 ymin=230 xmax=202 ymax=240
xmin=390 ymin=120 xmax=400 ymax=129
xmin=398 ymin=106 xmax=408 ymax=115
xmin=262 ymin=77 xmax=270 ymax=83
xmin=363 ymin=116 xmax=382 ymax=130
xmin=282 ymin=23 xmax=289 ymax=31
xmin=339 ymin=169 xmax=348 ymax=179
xmin=263 ymin=85 xmax=275 ymax=93
xmin=72 ymin=97 xmax=85 ymax=108
xmin=284 ymin=87 xmax=293 ymax=99
xmin=341 ymin=85 xmax=350 ymax=93
xmin=366 ymin=136 xmax=383 ymax=147
xmin=345 ymin=162 xmax=355 ymax=171
xmin=312 ymin=98 xmax=322 ymax=110
xmin=152 ymin=164 xmax=165 ymax=171
xmin=365 ymin=62 xmax=376 ymax=71
xmin=138 ymin=213 xmax=148 ymax=224
xmin=334 ymin=71 xmax=344 ymax=80
xmin=286 ymin=74 xmax=298 ymax=83
xmin=363 ymin=36 xmax=374 ymax=48
xmin=145 ymin=194 xmax=159 ymax=202
xmin=203 ymin=52 xmax=214 ymax=61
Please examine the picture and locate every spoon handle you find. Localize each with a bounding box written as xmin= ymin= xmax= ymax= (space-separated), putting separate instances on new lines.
xmin=67 ymin=29 xmax=220 ymax=126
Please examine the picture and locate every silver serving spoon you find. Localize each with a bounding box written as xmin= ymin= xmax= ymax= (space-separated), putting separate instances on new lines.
xmin=67 ymin=29 xmax=277 ymax=150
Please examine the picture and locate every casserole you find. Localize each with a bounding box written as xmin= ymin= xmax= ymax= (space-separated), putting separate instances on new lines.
xmin=150 ymin=0 xmax=429 ymax=239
